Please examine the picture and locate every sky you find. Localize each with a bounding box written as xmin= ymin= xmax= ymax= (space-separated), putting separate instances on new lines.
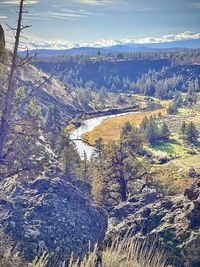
xmin=0 ymin=0 xmax=200 ymax=50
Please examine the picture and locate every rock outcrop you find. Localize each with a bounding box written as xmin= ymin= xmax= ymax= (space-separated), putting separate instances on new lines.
xmin=107 ymin=179 xmax=200 ymax=267
xmin=0 ymin=176 xmax=108 ymax=263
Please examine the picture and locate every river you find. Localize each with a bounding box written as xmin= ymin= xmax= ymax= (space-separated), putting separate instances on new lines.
xmin=70 ymin=111 xmax=137 ymax=159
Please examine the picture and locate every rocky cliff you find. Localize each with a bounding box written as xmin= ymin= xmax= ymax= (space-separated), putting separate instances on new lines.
xmin=107 ymin=179 xmax=200 ymax=267
xmin=0 ymin=175 xmax=108 ymax=264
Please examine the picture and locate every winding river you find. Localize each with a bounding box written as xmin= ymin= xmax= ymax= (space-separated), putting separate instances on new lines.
xmin=70 ymin=111 xmax=137 ymax=159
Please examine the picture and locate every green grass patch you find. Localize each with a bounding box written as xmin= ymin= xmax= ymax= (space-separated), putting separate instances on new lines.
xmin=171 ymin=154 xmax=200 ymax=172
xmin=146 ymin=139 xmax=187 ymax=156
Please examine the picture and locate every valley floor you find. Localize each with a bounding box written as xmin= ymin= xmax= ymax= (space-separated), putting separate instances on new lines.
xmin=81 ymin=94 xmax=200 ymax=192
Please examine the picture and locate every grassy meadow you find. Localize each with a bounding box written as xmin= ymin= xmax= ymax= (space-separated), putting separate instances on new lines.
xmin=82 ymin=97 xmax=171 ymax=145
xmin=82 ymin=109 xmax=167 ymax=145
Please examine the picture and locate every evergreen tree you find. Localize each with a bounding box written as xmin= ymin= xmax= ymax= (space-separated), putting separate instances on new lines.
xmin=92 ymin=128 xmax=146 ymax=205
xmin=180 ymin=121 xmax=187 ymax=137
xmin=121 ymin=121 xmax=133 ymax=138
xmin=160 ymin=122 xmax=171 ymax=141
xmin=94 ymin=137 xmax=105 ymax=160
xmin=140 ymin=116 xmax=149 ymax=132
xmin=81 ymin=151 xmax=90 ymax=181
xmin=62 ymin=144 xmax=81 ymax=181
xmin=185 ymin=122 xmax=199 ymax=143
xmin=167 ymin=103 xmax=178 ymax=115
xmin=56 ymin=129 xmax=81 ymax=181
xmin=121 ymin=125 xmax=144 ymax=154
xmin=174 ymin=92 xmax=183 ymax=108
xmin=145 ymin=116 xmax=160 ymax=144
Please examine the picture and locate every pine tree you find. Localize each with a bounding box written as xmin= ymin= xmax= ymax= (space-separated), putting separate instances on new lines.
xmin=145 ymin=116 xmax=160 ymax=144
xmin=167 ymin=103 xmax=178 ymax=115
xmin=121 ymin=121 xmax=133 ymax=138
xmin=140 ymin=116 xmax=149 ymax=132
xmin=174 ymin=92 xmax=183 ymax=108
xmin=81 ymin=151 xmax=90 ymax=181
xmin=94 ymin=138 xmax=104 ymax=160
xmin=180 ymin=121 xmax=187 ymax=137
xmin=92 ymin=129 xmax=146 ymax=205
xmin=56 ymin=129 xmax=81 ymax=181
xmin=185 ymin=122 xmax=199 ymax=143
xmin=62 ymin=144 xmax=81 ymax=181
xmin=121 ymin=125 xmax=144 ymax=154
xmin=160 ymin=122 xmax=171 ymax=141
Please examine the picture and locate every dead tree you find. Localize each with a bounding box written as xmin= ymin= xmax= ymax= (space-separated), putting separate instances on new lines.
xmin=0 ymin=0 xmax=28 ymax=159
xmin=0 ymin=24 xmax=5 ymax=57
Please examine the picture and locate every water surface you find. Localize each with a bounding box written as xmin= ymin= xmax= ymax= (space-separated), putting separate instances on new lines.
xmin=70 ymin=111 xmax=137 ymax=159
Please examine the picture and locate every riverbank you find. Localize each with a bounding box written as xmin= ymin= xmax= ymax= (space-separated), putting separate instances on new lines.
xmin=82 ymin=107 xmax=168 ymax=146
xmin=69 ymin=104 xmax=142 ymax=127
xmin=70 ymin=98 xmax=169 ymax=158
xmin=70 ymin=108 xmax=143 ymax=159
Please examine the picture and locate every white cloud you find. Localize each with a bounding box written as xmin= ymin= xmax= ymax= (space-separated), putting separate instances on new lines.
xmin=20 ymin=39 xmax=75 ymax=50
xmin=46 ymin=9 xmax=94 ymax=20
xmin=72 ymin=0 xmax=111 ymax=5
xmin=0 ymin=15 xmax=8 ymax=19
xmin=22 ymin=8 xmax=94 ymax=21
xmin=18 ymin=31 xmax=200 ymax=51
xmin=48 ymin=12 xmax=86 ymax=19
xmin=124 ymin=32 xmax=200 ymax=44
xmin=23 ymin=13 xmax=49 ymax=20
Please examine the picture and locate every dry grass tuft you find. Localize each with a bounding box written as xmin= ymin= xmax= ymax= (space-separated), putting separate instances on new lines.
xmin=69 ymin=237 xmax=167 ymax=267
xmin=0 ymin=230 xmax=166 ymax=267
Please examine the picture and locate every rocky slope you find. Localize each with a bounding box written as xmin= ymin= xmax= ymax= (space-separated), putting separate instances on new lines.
xmin=0 ymin=173 xmax=108 ymax=263
xmin=107 ymin=179 xmax=200 ymax=267
xmin=17 ymin=63 xmax=78 ymax=116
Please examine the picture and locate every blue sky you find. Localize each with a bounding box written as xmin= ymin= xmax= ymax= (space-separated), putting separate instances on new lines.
xmin=0 ymin=0 xmax=200 ymax=49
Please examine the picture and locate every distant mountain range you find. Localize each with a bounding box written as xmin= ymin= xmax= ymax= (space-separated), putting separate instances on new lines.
xmin=19 ymin=39 xmax=200 ymax=57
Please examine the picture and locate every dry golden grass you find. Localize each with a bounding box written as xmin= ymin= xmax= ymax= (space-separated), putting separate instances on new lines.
xmin=69 ymin=237 xmax=167 ymax=267
xmin=0 ymin=236 xmax=166 ymax=267
xmin=82 ymin=108 xmax=167 ymax=145
xmin=174 ymin=178 xmax=197 ymax=192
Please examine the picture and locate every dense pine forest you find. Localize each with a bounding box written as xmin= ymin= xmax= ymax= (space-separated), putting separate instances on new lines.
xmin=33 ymin=50 xmax=200 ymax=100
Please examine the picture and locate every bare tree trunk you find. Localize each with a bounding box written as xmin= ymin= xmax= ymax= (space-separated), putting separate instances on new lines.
xmin=0 ymin=0 xmax=24 ymax=159
xmin=0 ymin=24 xmax=5 ymax=56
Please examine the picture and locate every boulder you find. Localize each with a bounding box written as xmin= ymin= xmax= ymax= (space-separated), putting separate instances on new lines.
xmin=72 ymin=179 xmax=92 ymax=196
xmin=0 ymin=176 xmax=108 ymax=263
xmin=106 ymin=179 xmax=200 ymax=267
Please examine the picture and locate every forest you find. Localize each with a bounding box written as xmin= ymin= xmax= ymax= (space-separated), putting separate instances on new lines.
xmin=34 ymin=50 xmax=200 ymax=100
